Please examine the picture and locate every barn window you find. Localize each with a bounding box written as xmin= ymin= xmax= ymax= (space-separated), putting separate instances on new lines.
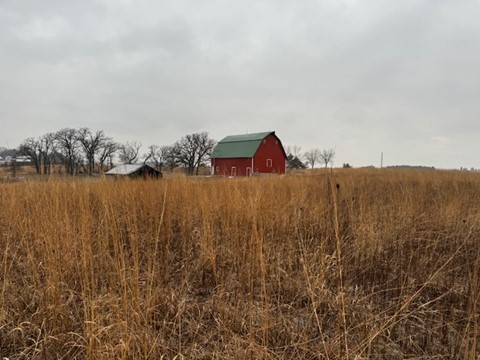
xmin=275 ymin=140 xmax=278 ymax=144
xmin=266 ymin=159 xmax=272 ymax=167
xmin=263 ymin=139 xmax=266 ymax=144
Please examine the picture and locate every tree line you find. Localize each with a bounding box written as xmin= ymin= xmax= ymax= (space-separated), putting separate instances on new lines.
xmin=286 ymin=145 xmax=336 ymax=169
xmin=2 ymin=128 xmax=216 ymax=176
xmin=1 ymin=129 xmax=338 ymax=176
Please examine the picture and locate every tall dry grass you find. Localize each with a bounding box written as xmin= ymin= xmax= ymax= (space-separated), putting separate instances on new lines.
xmin=1 ymin=169 xmax=479 ymax=359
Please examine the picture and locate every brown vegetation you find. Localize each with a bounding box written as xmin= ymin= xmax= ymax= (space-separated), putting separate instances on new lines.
xmin=1 ymin=170 xmax=479 ymax=359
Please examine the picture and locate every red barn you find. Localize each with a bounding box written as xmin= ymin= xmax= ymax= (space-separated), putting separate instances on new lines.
xmin=210 ymin=131 xmax=287 ymax=176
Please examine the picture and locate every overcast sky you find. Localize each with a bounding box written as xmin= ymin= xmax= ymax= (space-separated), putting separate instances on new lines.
xmin=1 ymin=0 xmax=479 ymax=168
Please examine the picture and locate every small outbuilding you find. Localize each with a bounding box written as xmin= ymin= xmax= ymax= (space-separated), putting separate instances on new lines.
xmin=105 ymin=164 xmax=162 ymax=179
xmin=210 ymin=131 xmax=287 ymax=176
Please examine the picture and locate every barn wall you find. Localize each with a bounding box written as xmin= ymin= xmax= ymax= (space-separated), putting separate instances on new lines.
xmin=252 ymin=134 xmax=286 ymax=174
xmin=211 ymin=158 xmax=253 ymax=176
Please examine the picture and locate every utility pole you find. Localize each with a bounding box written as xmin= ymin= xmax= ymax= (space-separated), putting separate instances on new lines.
xmin=381 ymin=152 xmax=383 ymax=168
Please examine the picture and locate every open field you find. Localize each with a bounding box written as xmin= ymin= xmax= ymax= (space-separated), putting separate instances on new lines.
xmin=1 ymin=170 xmax=479 ymax=359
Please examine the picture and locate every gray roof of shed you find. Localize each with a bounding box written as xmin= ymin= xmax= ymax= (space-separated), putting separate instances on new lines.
xmin=106 ymin=164 xmax=155 ymax=175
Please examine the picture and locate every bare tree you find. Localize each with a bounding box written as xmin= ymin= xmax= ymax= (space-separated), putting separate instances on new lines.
xmin=193 ymin=132 xmax=216 ymax=175
xmin=119 ymin=141 xmax=142 ymax=164
xmin=286 ymin=144 xmax=306 ymax=169
xmin=55 ymin=128 xmax=80 ymax=175
xmin=18 ymin=137 xmax=41 ymax=174
xmin=163 ymin=145 xmax=178 ymax=172
xmin=39 ymin=132 xmax=57 ymax=175
xmin=304 ymin=148 xmax=321 ymax=169
xmin=77 ymin=128 xmax=107 ymax=175
xmin=143 ymin=144 xmax=170 ymax=172
xmin=172 ymin=138 xmax=196 ymax=175
xmin=286 ymin=145 xmax=302 ymax=159
xmin=99 ymin=140 xmax=118 ymax=171
xmin=10 ymin=159 xmax=17 ymax=177
xmin=319 ymin=148 xmax=336 ymax=168
xmin=174 ymin=132 xmax=216 ymax=175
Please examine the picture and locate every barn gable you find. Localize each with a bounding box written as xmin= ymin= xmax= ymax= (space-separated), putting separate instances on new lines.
xmin=210 ymin=132 xmax=272 ymax=158
xmin=211 ymin=131 xmax=287 ymax=159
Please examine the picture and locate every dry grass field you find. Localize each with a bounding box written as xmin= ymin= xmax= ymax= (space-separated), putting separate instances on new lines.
xmin=1 ymin=169 xmax=479 ymax=359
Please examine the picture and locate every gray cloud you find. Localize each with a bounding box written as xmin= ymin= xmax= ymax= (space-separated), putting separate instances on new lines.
xmin=1 ymin=0 xmax=479 ymax=168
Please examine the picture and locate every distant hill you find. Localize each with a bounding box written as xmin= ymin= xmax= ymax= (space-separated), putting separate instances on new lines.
xmin=387 ymin=165 xmax=436 ymax=170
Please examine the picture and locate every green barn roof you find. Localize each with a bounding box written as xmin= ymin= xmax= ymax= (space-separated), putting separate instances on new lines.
xmin=211 ymin=131 xmax=274 ymax=158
